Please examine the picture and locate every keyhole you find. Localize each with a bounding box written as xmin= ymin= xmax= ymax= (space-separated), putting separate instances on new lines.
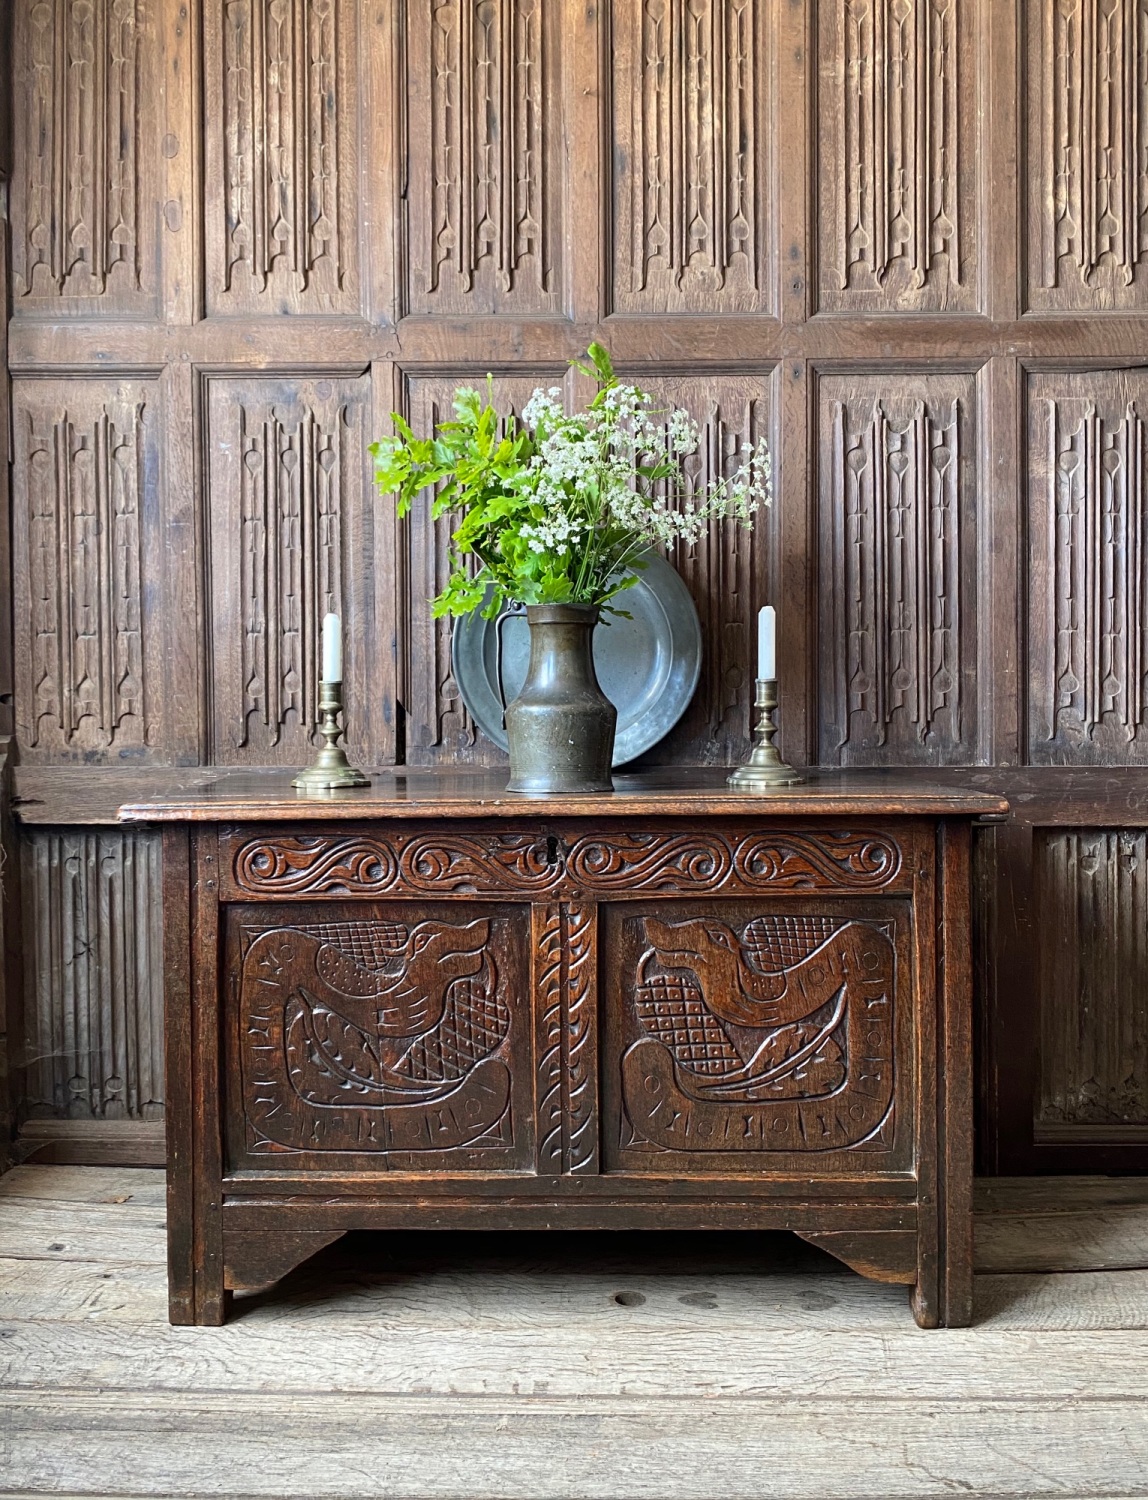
xmin=545 ymin=835 xmax=560 ymax=866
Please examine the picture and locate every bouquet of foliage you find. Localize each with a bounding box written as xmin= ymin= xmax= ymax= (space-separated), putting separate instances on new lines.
xmin=371 ymin=343 xmax=772 ymax=619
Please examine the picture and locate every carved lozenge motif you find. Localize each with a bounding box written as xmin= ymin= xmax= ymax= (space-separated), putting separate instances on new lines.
xmin=622 ymin=913 xmax=896 ymax=1152
xmin=240 ymin=917 xmax=515 ymax=1155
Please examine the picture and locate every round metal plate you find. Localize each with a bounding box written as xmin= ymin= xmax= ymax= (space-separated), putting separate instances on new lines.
xmin=451 ymin=554 xmax=702 ymax=767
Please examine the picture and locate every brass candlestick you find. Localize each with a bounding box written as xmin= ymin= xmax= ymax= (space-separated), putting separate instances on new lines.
xmin=292 ymin=680 xmax=370 ymax=790
xmin=728 ymin=678 xmax=804 ymax=789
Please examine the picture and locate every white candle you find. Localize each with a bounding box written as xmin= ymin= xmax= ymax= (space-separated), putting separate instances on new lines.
xmin=757 ymin=606 xmax=776 ymax=681
xmin=321 ymin=612 xmax=342 ymax=683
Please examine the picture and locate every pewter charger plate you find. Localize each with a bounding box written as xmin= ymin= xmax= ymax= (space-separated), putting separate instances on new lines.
xmin=451 ymin=554 xmax=702 ymax=766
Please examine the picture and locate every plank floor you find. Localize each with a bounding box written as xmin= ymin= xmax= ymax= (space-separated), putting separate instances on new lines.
xmin=2 ymin=1167 xmax=1148 ymax=1500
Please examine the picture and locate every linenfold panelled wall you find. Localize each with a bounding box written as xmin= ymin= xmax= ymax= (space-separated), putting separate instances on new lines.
xmin=3 ymin=0 xmax=1148 ymax=1172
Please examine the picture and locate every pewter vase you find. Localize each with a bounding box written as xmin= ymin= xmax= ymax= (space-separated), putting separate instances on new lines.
xmin=503 ymin=604 xmax=617 ymax=794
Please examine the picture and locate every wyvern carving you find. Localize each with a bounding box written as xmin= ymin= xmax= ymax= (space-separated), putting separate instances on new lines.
xmin=241 ymin=919 xmax=515 ymax=1154
xmin=231 ymin=829 xmax=903 ymax=896
xmin=622 ymin=914 xmax=896 ymax=1152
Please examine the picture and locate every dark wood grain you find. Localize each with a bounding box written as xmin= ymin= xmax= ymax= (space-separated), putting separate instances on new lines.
xmin=156 ymin=786 xmax=981 ymax=1327
xmin=2 ymin=0 xmax=1147 ymax=1177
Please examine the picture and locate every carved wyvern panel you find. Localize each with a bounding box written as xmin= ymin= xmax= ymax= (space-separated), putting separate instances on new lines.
xmin=12 ymin=379 xmax=161 ymax=759
xmin=1028 ymin=372 xmax=1148 ymax=762
xmin=224 ymin=827 xmax=905 ymax=898
xmin=204 ymin=0 xmax=359 ymax=314
xmin=235 ymin=910 xmax=527 ymax=1161
xmin=402 ymin=374 xmax=562 ymax=765
xmin=1027 ymin=0 xmax=1148 ymax=312
xmin=1036 ymin=830 xmax=1148 ymax=1139
xmin=818 ymin=0 xmax=976 ymax=313
xmin=207 ymin=375 xmax=387 ymax=766
xmin=613 ymin=911 xmax=897 ymax=1158
xmin=610 ymin=0 xmax=771 ymax=313
xmin=634 ymin=375 xmax=775 ymax=762
xmin=11 ymin=0 xmax=159 ymax=309
xmin=819 ymin=374 xmax=977 ymax=765
xmin=404 ymin=0 xmax=562 ymax=316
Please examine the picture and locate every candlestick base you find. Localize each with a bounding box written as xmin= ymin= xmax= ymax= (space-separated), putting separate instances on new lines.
xmin=292 ymin=681 xmax=371 ymax=791
xmin=728 ymin=678 xmax=804 ymax=790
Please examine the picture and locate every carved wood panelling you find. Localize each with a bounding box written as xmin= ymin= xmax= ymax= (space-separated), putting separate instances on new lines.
xmin=235 ymin=909 xmax=525 ymax=1161
xmin=11 ymin=0 xmax=159 ymax=309
xmin=403 ymin=0 xmax=562 ymax=316
xmin=12 ymin=379 xmax=161 ymax=759
xmin=402 ymin=374 xmax=558 ymax=765
xmin=635 ymin=375 xmax=774 ymax=762
xmin=1036 ymin=830 xmax=1148 ymax=1137
xmin=613 ymin=910 xmax=898 ymax=1159
xmin=819 ymin=374 xmax=977 ymax=764
xmin=1028 ymin=372 xmax=1148 ymax=762
xmin=204 ymin=0 xmax=359 ymax=314
xmin=224 ymin=827 xmax=906 ymax=898
xmin=818 ymin=0 xmax=975 ymax=313
xmin=609 ymin=0 xmax=771 ymax=314
xmin=20 ymin=828 xmax=164 ymax=1120
xmin=207 ymin=374 xmax=384 ymax=765
xmin=1027 ymin=0 xmax=1148 ymax=311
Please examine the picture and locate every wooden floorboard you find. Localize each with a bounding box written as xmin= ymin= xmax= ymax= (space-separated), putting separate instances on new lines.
xmin=1 ymin=1166 xmax=1148 ymax=1499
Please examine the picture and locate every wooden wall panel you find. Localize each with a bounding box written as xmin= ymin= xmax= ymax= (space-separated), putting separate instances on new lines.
xmin=1035 ymin=828 xmax=1148 ymax=1141
xmin=816 ymin=0 xmax=978 ymax=314
xmin=203 ymin=0 xmax=361 ymax=317
xmin=608 ymin=0 xmax=773 ymax=315
xmin=206 ymin=372 xmax=389 ymax=766
xmin=19 ymin=828 xmax=163 ymax=1121
xmin=403 ymin=0 xmax=564 ymax=317
xmin=818 ymin=373 xmax=978 ymax=765
xmin=1027 ymin=370 xmax=1148 ymax=763
xmin=10 ymin=0 xmax=161 ymax=312
xmin=1025 ymin=0 xmax=1148 ymax=313
xmin=401 ymin=371 xmax=562 ymax=767
xmin=11 ymin=378 xmax=166 ymax=762
xmin=630 ymin=371 xmax=777 ymax=764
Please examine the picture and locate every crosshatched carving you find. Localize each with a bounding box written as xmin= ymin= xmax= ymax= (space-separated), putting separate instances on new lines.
xmin=620 ymin=912 xmax=896 ymax=1153
xmin=239 ymin=916 xmax=519 ymax=1156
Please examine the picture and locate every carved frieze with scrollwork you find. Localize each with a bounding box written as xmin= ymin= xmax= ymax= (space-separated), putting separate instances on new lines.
xmin=222 ymin=825 xmax=906 ymax=900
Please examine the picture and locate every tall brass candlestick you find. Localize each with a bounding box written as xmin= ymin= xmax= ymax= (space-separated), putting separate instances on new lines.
xmin=727 ymin=678 xmax=803 ymax=789
xmin=292 ymin=680 xmax=370 ymax=790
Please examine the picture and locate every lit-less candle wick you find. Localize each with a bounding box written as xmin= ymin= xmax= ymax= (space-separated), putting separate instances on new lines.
xmin=321 ymin=612 xmax=342 ymax=684
xmin=757 ymin=605 xmax=776 ymax=681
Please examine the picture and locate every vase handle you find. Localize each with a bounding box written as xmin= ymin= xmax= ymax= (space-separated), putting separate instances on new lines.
xmin=494 ymin=605 xmax=526 ymax=729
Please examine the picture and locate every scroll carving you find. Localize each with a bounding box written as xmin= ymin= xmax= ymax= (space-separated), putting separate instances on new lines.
xmin=621 ymin=914 xmax=896 ymax=1153
xmin=207 ymin=377 xmax=370 ymax=765
xmin=1030 ymin=0 xmax=1148 ymax=310
xmin=210 ymin=0 xmax=355 ymax=312
xmin=15 ymin=386 xmax=152 ymax=754
xmin=821 ymin=378 xmax=974 ymax=765
xmin=821 ymin=0 xmax=969 ymax=312
xmin=15 ymin=0 xmax=149 ymax=303
xmin=241 ymin=918 xmax=518 ymax=1155
xmin=610 ymin=0 xmax=768 ymax=313
xmin=405 ymin=0 xmax=558 ymax=315
xmin=229 ymin=829 xmax=903 ymax=898
xmin=1029 ymin=374 xmax=1148 ymax=761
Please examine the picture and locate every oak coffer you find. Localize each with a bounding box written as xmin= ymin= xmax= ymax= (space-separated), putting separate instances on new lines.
xmin=118 ymin=769 xmax=1007 ymax=1327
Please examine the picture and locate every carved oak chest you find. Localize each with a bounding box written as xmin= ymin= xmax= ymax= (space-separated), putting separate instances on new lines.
xmin=118 ymin=769 xmax=1007 ymax=1327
